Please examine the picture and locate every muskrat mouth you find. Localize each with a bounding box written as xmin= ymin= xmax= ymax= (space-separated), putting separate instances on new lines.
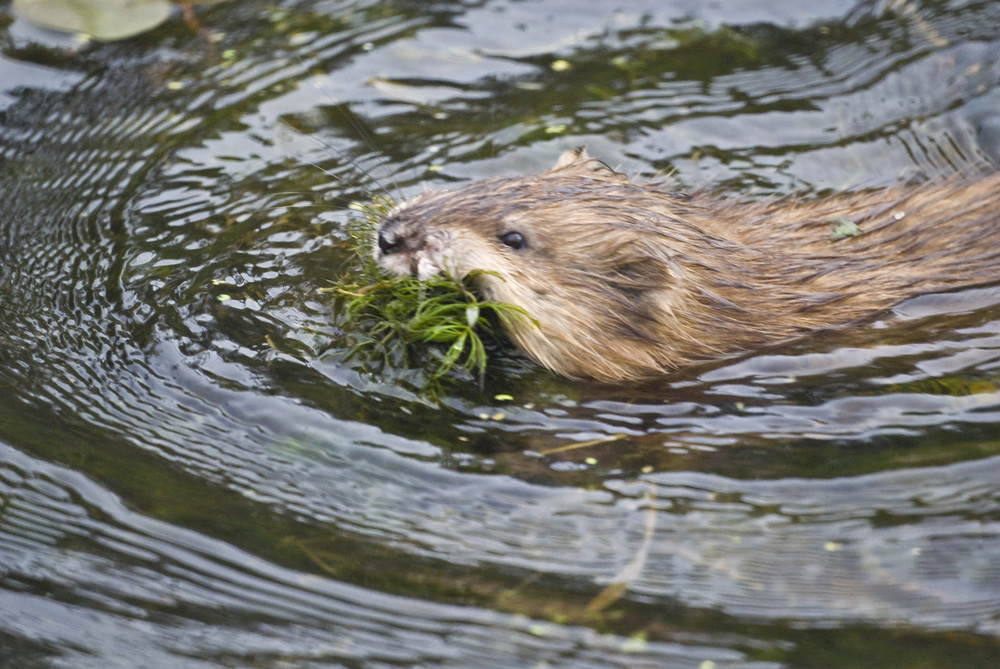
xmin=376 ymin=246 xmax=445 ymax=281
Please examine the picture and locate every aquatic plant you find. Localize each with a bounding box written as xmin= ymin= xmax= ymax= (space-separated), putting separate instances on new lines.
xmin=329 ymin=199 xmax=532 ymax=382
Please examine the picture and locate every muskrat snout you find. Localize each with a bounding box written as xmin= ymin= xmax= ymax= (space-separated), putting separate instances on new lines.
xmin=376 ymin=227 xmax=404 ymax=256
xmin=374 ymin=212 xmax=453 ymax=281
xmin=372 ymin=216 xmax=416 ymax=275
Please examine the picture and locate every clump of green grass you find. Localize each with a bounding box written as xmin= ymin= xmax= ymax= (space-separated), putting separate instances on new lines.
xmin=326 ymin=198 xmax=531 ymax=382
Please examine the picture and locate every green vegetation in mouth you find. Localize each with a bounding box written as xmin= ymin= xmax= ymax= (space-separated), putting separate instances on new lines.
xmin=326 ymin=199 xmax=532 ymax=383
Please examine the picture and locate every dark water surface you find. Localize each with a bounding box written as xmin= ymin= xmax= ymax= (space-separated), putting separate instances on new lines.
xmin=3 ymin=0 xmax=1000 ymax=666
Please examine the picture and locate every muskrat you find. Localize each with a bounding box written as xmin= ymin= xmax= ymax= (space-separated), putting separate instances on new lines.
xmin=375 ymin=148 xmax=1000 ymax=380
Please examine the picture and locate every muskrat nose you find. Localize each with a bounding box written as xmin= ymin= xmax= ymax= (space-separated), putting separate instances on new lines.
xmin=377 ymin=228 xmax=403 ymax=255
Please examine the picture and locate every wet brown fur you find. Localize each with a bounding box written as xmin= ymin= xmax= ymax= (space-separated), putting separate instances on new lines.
xmin=375 ymin=149 xmax=1000 ymax=380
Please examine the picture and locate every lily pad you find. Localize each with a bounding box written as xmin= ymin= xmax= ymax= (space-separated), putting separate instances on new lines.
xmin=13 ymin=0 xmax=173 ymax=41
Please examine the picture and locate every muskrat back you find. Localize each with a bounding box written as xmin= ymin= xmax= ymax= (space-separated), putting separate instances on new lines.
xmin=375 ymin=149 xmax=1000 ymax=380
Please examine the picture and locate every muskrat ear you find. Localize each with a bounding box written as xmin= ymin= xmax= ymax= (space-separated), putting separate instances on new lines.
xmin=551 ymin=147 xmax=625 ymax=179
xmin=553 ymin=147 xmax=591 ymax=169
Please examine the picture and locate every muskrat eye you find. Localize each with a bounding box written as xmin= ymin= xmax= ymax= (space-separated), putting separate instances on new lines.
xmin=499 ymin=231 xmax=527 ymax=250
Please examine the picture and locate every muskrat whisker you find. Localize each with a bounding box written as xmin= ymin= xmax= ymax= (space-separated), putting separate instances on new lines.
xmin=293 ymin=52 xmax=405 ymax=200
xmin=277 ymin=118 xmax=397 ymax=202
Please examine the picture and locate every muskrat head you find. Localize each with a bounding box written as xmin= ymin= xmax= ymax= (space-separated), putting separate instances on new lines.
xmin=373 ymin=149 xmax=720 ymax=380
xmin=375 ymin=149 xmax=608 ymax=282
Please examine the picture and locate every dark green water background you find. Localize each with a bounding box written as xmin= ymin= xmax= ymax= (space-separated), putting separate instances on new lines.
xmin=2 ymin=0 xmax=1000 ymax=666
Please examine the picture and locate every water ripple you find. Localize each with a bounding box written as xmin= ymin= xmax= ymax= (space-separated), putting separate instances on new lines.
xmin=0 ymin=441 xmax=780 ymax=668
xmin=2 ymin=0 xmax=1000 ymax=665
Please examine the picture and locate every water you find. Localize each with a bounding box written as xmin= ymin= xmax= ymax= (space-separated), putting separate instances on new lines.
xmin=2 ymin=0 xmax=1000 ymax=666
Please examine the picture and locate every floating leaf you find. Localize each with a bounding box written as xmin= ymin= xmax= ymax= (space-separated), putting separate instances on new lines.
xmin=14 ymin=0 xmax=172 ymax=41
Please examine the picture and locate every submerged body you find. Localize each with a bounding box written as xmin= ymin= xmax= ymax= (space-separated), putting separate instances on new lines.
xmin=375 ymin=149 xmax=1000 ymax=380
